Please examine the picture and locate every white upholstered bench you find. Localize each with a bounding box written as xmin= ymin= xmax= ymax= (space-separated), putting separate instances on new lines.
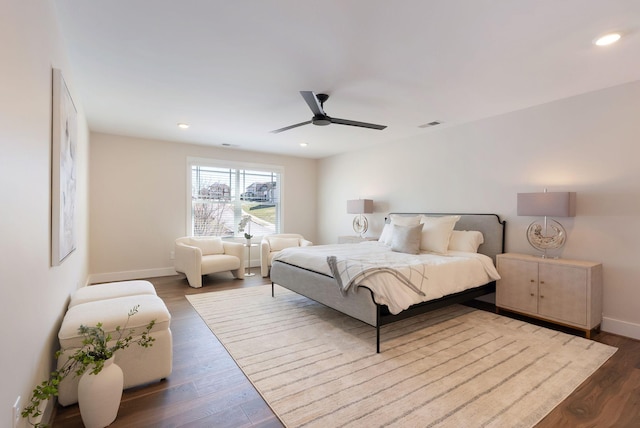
xmin=68 ymin=280 xmax=157 ymax=307
xmin=57 ymin=281 xmax=173 ymax=406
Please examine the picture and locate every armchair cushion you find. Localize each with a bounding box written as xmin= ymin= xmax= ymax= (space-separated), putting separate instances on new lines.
xmin=188 ymin=236 xmax=224 ymax=255
xmin=200 ymin=254 xmax=241 ymax=272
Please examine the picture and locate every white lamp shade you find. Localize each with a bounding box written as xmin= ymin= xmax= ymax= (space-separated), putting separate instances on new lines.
xmin=517 ymin=192 xmax=576 ymax=217
xmin=347 ymin=199 xmax=373 ymax=214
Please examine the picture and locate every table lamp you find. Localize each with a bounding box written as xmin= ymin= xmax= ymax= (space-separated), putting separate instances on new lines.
xmin=347 ymin=199 xmax=373 ymax=237
xmin=517 ymin=190 xmax=576 ymax=258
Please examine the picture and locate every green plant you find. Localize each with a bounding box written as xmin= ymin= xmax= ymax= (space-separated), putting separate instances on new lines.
xmin=22 ymin=305 xmax=156 ymax=427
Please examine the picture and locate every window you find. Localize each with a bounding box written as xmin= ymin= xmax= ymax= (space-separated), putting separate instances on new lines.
xmin=188 ymin=158 xmax=282 ymax=238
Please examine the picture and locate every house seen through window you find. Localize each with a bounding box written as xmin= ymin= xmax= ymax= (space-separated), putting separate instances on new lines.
xmin=189 ymin=159 xmax=282 ymax=237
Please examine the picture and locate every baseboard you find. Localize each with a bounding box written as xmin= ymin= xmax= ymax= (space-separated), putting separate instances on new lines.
xmin=602 ymin=316 xmax=640 ymax=341
xmin=88 ymin=267 xmax=177 ymax=284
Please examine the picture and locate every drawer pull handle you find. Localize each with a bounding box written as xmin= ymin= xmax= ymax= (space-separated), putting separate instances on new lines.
xmin=530 ymin=293 xmax=535 ymax=297
xmin=540 ymin=281 xmax=545 ymax=284
xmin=530 ymin=279 xmax=535 ymax=283
xmin=540 ymin=295 xmax=544 ymax=299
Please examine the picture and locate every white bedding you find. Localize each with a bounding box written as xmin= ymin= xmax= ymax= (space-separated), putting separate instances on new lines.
xmin=272 ymin=241 xmax=501 ymax=315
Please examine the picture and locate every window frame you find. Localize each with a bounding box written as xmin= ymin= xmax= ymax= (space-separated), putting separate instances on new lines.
xmin=186 ymin=157 xmax=284 ymax=238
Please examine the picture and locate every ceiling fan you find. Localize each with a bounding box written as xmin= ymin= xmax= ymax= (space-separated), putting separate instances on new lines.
xmin=271 ymin=91 xmax=387 ymax=133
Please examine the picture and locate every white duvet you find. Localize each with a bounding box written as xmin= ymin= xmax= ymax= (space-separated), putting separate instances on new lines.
xmin=272 ymin=241 xmax=501 ymax=315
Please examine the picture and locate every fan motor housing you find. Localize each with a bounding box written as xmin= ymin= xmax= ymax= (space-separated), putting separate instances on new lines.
xmin=312 ymin=115 xmax=331 ymax=126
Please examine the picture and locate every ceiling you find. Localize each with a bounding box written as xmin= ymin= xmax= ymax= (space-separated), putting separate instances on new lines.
xmin=54 ymin=0 xmax=640 ymax=159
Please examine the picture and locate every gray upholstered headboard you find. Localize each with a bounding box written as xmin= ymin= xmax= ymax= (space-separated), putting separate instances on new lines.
xmin=385 ymin=213 xmax=506 ymax=262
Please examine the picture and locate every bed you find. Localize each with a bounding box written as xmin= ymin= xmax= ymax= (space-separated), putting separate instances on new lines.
xmin=270 ymin=213 xmax=506 ymax=352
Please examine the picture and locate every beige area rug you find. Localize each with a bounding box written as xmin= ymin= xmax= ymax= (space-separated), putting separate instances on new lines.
xmin=187 ymin=285 xmax=616 ymax=428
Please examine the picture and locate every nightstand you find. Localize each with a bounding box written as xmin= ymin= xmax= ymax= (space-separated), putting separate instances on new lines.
xmin=337 ymin=236 xmax=378 ymax=244
xmin=496 ymin=253 xmax=603 ymax=338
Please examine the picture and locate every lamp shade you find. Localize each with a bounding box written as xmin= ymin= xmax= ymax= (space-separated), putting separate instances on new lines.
xmin=517 ymin=192 xmax=576 ymax=217
xmin=347 ymin=199 xmax=373 ymax=214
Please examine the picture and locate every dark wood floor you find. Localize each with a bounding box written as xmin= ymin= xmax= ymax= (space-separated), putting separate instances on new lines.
xmin=53 ymin=271 xmax=640 ymax=427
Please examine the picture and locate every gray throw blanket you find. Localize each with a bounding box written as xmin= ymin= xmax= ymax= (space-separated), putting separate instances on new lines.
xmin=326 ymin=255 xmax=427 ymax=297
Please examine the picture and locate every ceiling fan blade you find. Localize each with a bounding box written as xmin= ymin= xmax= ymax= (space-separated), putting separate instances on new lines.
xmin=300 ymin=91 xmax=325 ymax=116
xmin=270 ymin=120 xmax=312 ymax=134
xmin=330 ymin=117 xmax=387 ymax=130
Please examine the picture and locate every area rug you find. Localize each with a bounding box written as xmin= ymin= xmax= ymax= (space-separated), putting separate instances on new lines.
xmin=186 ymin=285 xmax=616 ymax=428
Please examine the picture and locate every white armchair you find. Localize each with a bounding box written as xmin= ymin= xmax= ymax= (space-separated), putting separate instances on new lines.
xmin=174 ymin=237 xmax=245 ymax=288
xmin=260 ymin=233 xmax=312 ymax=277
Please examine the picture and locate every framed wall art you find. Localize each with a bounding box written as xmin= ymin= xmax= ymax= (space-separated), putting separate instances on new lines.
xmin=51 ymin=68 xmax=77 ymax=266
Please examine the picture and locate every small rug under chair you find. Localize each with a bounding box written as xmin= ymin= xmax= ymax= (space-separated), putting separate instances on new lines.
xmin=186 ymin=285 xmax=616 ymax=428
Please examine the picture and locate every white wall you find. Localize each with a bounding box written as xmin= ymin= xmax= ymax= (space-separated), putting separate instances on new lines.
xmin=89 ymin=133 xmax=317 ymax=282
xmin=318 ymin=80 xmax=640 ymax=339
xmin=0 ymin=1 xmax=90 ymax=424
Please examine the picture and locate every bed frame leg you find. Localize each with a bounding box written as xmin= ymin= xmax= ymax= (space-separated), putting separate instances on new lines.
xmin=376 ymin=304 xmax=381 ymax=353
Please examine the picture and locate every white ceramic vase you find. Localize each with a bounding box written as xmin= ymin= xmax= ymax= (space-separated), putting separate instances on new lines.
xmin=77 ymin=357 xmax=124 ymax=428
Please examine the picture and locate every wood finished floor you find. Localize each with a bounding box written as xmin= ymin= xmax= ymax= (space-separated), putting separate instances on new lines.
xmin=52 ymin=271 xmax=640 ymax=427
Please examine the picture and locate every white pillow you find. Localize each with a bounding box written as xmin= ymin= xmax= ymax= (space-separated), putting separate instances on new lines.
xmin=269 ymin=237 xmax=300 ymax=251
xmin=189 ymin=236 xmax=224 ymax=255
xmin=378 ymin=223 xmax=392 ymax=244
xmin=381 ymin=215 xmax=421 ymax=245
xmin=390 ymin=224 xmax=423 ymax=254
xmin=448 ymin=230 xmax=484 ymax=253
xmin=419 ymin=215 xmax=460 ymax=254
xmin=390 ymin=214 xmax=421 ymax=226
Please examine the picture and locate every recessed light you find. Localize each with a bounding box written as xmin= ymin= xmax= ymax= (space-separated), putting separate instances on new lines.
xmin=594 ymin=32 xmax=622 ymax=46
xmin=177 ymin=123 xmax=190 ymax=129
xmin=299 ymin=142 xmax=308 ymax=147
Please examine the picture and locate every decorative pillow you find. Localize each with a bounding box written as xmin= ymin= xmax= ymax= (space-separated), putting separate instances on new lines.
xmin=378 ymin=224 xmax=392 ymax=244
xmin=448 ymin=230 xmax=484 ymax=253
xmin=189 ymin=236 xmax=224 ymax=255
xmin=419 ymin=215 xmax=461 ymax=254
xmin=391 ymin=223 xmax=423 ymax=254
xmin=382 ymin=215 xmax=421 ymax=245
xmin=389 ymin=214 xmax=421 ymax=226
xmin=269 ymin=237 xmax=300 ymax=252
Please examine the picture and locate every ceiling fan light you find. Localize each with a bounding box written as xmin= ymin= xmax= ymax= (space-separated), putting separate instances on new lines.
xmin=312 ymin=116 xmax=331 ymax=126
xmin=594 ymin=32 xmax=621 ymax=46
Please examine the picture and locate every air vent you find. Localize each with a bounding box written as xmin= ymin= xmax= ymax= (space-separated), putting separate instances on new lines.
xmin=418 ymin=121 xmax=443 ymax=128
xmin=221 ymin=143 xmax=239 ymax=147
